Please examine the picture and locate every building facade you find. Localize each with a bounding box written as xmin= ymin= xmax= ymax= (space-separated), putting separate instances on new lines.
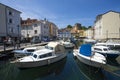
xmin=71 ymin=23 xmax=85 ymax=38
xmin=21 ymin=18 xmax=41 ymax=41
xmin=49 ymin=22 xmax=58 ymax=39
xmin=58 ymin=28 xmax=71 ymax=39
xmin=94 ymin=11 xmax=120 ymax=40
xmin=0 ymin=3 xmax=21 ymax=42
xmin=85 ymin=28 xmax=94 ymax=39
xmin=21 ymin=18 xmax=58 ymax=41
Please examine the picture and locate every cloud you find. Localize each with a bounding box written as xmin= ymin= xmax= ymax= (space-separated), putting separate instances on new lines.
xmin=0 ymin=0 xmax=94 ymax=28
xmin=0 ymin=0 xmax=57 ymax=20
xmin=14 ymin=4 xmax=57 ymax=20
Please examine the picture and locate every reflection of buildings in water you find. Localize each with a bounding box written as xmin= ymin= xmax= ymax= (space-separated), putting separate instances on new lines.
xmin=102 ymin=64 xmax=120 ymax=80
xmin=75 ymin=59 xmax=104 ymax=80
xmin=0 ymin=57 xmax=66 ymax=80
xmin=65 ymin=49 xmax=73 ymax=54
xmin=16 ymin=57 xmax=67 ymax=80
xmin=0 ymin=61 xmax=19 ymax=80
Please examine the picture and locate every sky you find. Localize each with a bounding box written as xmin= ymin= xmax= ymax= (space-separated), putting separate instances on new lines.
xmin=0 ymin=0 xmax=120 ymax=28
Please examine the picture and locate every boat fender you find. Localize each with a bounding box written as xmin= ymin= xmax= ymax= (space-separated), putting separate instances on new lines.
xmin=48 ymin=59 xmax=50 ymax=65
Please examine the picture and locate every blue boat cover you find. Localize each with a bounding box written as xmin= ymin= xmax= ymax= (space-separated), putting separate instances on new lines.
xmin=79 ymin=44 xmax=91 ymax=56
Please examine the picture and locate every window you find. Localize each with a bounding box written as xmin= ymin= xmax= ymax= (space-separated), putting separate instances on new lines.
xmin=103 ymin=48 xmax=108 ymax=51
xmin=39 ymin=53 xmax=52 ymax=59
xmin=27 ymin=34 xmax=29 ymax=37
xmin=33 ymin=54 xmax=37 ymax=58
xmin=34 ymin=24 xmax=37 ymax=27
xmin=26 ymin=49 xmax=35 ymax=52
xmin=45 ymin=46 xmax=53 ymax=50
xmin=9 ymin=19 xmax=12 ymax=23
xmin=39 ymin=54 xmax=47 ymax=58
xmin=34 ymin=30 xmax=37 ymax=34
xmin=94 ymin=48 xmax=102 ymax=51
xmin=9 ymin=11 xmax=13 ymax=16
xmin=48 ymin=53 xmax=52 ymax=56
xmin=9 ymin=11 xmax=12 ymax=15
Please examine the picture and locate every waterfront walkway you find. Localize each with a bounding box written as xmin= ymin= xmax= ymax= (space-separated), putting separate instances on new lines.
xmin=0 ymin=42 xmax=48 ymax=53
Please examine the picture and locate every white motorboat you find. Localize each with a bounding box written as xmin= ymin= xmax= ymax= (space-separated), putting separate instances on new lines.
xmin=12 ymin=46 xmax=44 ymax=58
xmin=11 ymin=42 xmax=66 ymax=68
xmin=95 ymin=42 xmax=120 ymax=51
xmin=60 ymin=40 xmax=74 ymax=49
xmin=73 ymin=44 xmax=106 ymax=68
xmin=84 ymin=39 xmax=96 ymax=44
xmin=63 ymin=41 xmax=74 ymax=49
xmin=93 ymin=45 xmax=120 ymax=59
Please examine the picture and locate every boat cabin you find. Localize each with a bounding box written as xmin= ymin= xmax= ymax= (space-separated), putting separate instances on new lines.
xmin=31 ymin=42 xmax=65 ymax=60
xmin=45 ymin=42 xmax=65 ymax=54
xmin=32 ymin=49 xmax=53 ymax=60
xmin=93 ymin=46 xmax=109 ymax=53
xmin=95 ymin=42 xmax=120 ymax=51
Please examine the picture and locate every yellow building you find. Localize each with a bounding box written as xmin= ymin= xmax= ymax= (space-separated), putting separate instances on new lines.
xmin=49 ymin=22 xmax=58 ymax=39
xmin=71 ymin=25 xmax=85 ymax=38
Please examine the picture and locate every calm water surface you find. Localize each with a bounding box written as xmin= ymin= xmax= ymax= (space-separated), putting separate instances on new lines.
xmin=0 ymin=49 xmax=120 ymax=80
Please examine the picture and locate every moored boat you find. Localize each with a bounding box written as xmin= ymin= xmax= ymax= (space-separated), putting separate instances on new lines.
xmin=73 ymin=44 xmax=106 ymax=68
xmin=95 ymin=42 xmax=120 ymax=51
xmin=59 ymin=40 xmax=74 ymax=49
xmin=93 ymin=45 xmax=120 ymax=59
xmin=84 ymin=39 xmax=97 ymax=45
xmin=12 ymin=46 xmax=44 ymax=58
xmin=11 ymin=42 xmax=66 ymax=68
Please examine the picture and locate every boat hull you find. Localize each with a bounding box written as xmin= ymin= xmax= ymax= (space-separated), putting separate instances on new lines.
xmin=74 ymin=51 xmax=106 ymax=68
xmin=98 ymin=52 xmax=119 ymax=59
xmin=13 ymin=53 xmax=67 ymax=68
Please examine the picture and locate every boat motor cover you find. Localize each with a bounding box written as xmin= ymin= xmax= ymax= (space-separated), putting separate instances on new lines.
xmin=79 ymin=44 xmax=91 ymax=56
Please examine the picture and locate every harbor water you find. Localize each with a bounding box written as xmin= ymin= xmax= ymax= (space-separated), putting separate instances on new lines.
xmin=0 ymin=49 xmax=120 ymax=80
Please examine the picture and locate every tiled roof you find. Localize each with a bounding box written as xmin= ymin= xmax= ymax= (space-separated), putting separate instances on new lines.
xmin=21 ymin=18 xmax=39 ymax=26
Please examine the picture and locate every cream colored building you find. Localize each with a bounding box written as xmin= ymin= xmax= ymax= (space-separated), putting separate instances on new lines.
xmin=85 ymin=28 xmax=94 ymax=39
xmin=94 ymin=11 xmax=120 ymax=40
xmin=0 ymin=3 xmax=21 ymax=42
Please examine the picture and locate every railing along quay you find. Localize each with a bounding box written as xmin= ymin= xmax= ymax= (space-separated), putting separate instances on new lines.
xmin=0 ymin=42 xmax=48 ymax=60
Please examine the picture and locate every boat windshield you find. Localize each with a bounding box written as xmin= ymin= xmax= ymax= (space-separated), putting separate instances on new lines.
xmin=33 ymin=54 xmax=37 ymax=58
xmin=103 ymin=48 xmax=109 ymax=51
xmin=45 ymin=46 xmax=53 ymax=50
xmin=26 ymin=49 xmax=35 ymax=52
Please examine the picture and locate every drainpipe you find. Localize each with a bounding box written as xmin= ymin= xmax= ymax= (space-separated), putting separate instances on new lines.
xmin=5 ymin=6 xmax=8 ymax=39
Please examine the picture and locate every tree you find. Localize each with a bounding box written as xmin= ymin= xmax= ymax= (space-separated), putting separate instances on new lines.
xmin=81 ymin=26 xmax=87 ymax=30
xmin=88 ymin=26 xmax=92 ymax=29
xmin=67 ymin=25 xmax=72 ymax=29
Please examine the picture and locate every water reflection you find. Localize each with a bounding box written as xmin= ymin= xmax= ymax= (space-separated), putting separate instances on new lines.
xmin=1 ymin=49 xmax=120 ymax=80
xmin=0 ymin=57 xmax=67 ymax=80
xmin=74 ymin=58 xmax=104 ymax=80
xmin=0 ymin=61 xmax=19 ymax=80
xmin=102 ymin=64 xmax=120 ymax=80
